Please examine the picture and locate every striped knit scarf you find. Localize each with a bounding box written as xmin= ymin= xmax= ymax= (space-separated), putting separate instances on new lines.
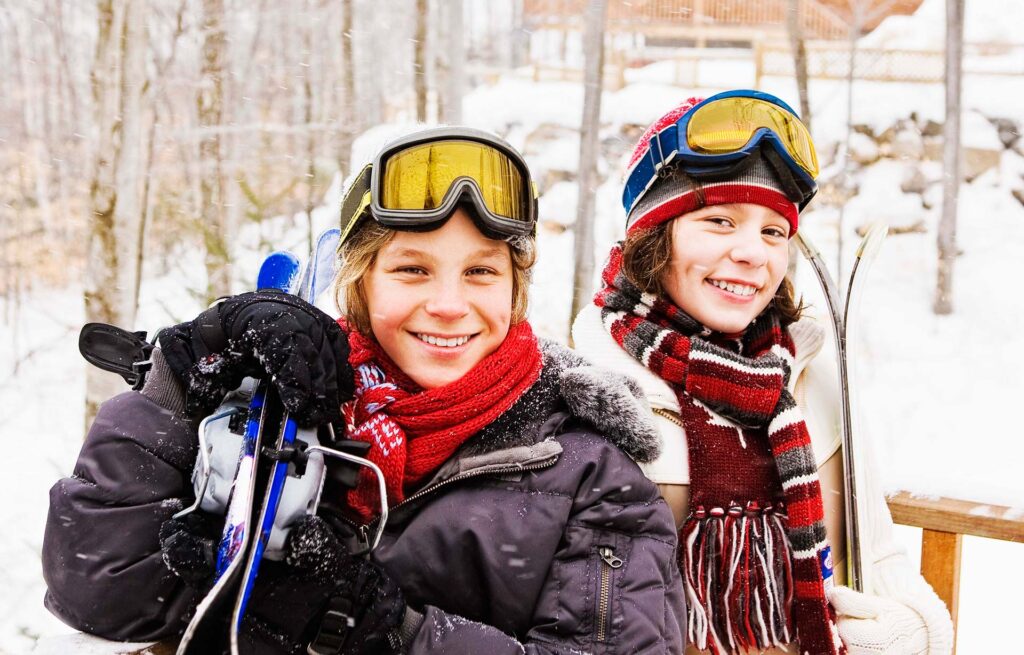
xmin=595 ymin=243 xmax=843 ymax=655
xmin=340 ymin=321 xmax=542 ymax=523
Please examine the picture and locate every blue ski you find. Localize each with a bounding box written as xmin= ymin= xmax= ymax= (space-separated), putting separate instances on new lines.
xmin=229 ymin=229 xmax=341 ymax=653
xmin=176 ymin=251 xmax=301 ymax=655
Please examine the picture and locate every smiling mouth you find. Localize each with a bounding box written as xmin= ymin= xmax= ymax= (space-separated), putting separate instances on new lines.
xmin=706 ymin=278 xmax=759 ymax=297
xmin=413 ymin=332 xmax=475 ymax=348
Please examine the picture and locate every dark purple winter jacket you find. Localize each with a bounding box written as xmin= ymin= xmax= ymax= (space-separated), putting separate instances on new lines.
xmin=43 ymin=340 xmax=686 ymax=653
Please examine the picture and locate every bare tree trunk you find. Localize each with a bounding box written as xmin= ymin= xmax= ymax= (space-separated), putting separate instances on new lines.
xmin=786 ymin=0 xmax=812 ymax=132
xmin=337 ymin=0 xmax=356 ymax=175
xmin=414 ymin=0 xmax=429 ymax=122
xmin=304 ymin=0 xmax=316 ymax=254
xmin=935 ymin=0 xmax=964 ymax=315
xmin=569 ymin=0 xmax=607 ymax=336
xmin=835 ymin=6 xmax=865 ymax=284
xmin=510 ymin=0 xmax=529 ymax=68
xmin=84 ymin=0 xmax=149 ymax=428
xmin=437 ymin=0 xmax=464 ymax=124
xmin=199 ymin=0 xmax=230 ymax=304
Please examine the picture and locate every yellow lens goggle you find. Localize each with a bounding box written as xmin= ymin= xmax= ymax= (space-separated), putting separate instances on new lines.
xmin=337 ymin=128 xmax=537 ymax=245
xmin=379 ymin=139 xmax=529 ymax=221
xmin=686 ymin=96 xmax=819 ymax=179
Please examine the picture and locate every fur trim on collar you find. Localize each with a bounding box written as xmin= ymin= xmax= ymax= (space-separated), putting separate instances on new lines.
xmin=459 ymin=339 xmax=661 ymax=463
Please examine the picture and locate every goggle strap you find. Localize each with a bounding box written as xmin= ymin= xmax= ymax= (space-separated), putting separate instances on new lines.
xmin=339 ymin=165 xmax=374 ymax=245
xmin=340 ymin=191 xmax=373 ymax=245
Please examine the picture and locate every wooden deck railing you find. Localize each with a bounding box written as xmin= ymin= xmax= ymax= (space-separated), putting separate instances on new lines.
xmin=885 ymin=492 xmax=1024 ymax=652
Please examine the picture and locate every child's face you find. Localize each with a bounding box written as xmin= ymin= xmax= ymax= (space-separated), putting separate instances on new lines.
xmin=662 ymin=203 xmax=790 ymax=334
xmin=362 ymin=207 xmax=514 ymax=389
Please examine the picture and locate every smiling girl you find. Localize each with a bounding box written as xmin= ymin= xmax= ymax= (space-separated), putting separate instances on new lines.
xmin=573 ymin=93 xmax=953 ymax=655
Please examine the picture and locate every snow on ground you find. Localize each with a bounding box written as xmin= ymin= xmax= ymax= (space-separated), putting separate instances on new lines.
xmin=5 ymin=2 xmax=1024 ymax=651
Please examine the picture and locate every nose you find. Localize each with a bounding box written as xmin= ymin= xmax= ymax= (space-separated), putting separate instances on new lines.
xmin=729 ymin=230 xmax=769 ymax=267
xmin=424 ymin=279 xmax=470 ymax=320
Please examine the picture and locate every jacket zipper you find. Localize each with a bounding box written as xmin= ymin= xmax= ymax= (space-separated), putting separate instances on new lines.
xmin=596 ymin=546 xmax=623 ymax=642
xmin=337 ymin=456 xmax=561 ymax=540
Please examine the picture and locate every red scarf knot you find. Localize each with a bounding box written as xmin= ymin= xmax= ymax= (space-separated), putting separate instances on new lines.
xmin=338 ymin=320 xmax=542 ymax=524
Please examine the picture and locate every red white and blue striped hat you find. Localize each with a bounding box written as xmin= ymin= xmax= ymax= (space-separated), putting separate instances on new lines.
xmin=624 ymin=98 xmax=800 ymax=236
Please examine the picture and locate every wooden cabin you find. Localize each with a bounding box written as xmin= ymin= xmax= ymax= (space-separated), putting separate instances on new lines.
xmin=522 ymin=0 xmax=925 ymax=45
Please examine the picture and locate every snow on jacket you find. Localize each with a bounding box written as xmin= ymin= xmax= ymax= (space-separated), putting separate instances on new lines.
xmin=42 ymin=339 xmax=686 ymax=654
xmin=572 ymin=303 xmax=953 ymax=655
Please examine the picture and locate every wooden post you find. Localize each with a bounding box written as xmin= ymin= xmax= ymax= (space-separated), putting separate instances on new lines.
xmin=920 ymin=529 xmax=961 ymax=653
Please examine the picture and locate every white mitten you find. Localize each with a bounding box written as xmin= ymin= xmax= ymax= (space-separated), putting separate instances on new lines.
xmin=829 ymin=585 xmax=929 ymax=655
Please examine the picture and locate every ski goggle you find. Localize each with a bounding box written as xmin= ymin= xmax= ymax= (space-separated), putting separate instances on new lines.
xmin=623 ymin=90 xmax=819 ymax=213
xmin=340 ymin=128 xmax=538 ymax=245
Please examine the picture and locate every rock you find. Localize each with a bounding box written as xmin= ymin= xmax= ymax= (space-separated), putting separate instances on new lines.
xmin=964 ymin=147 xmax=1002 ymax=182
xmin=816 ymin=140 xmax=841 ymax=170
xmin=852 ymin=124 xmax=876 ymax=139
xmin=891 ymin=126 xmax=925 ymax=161
xmin=1013 ymin=188 xmax=1024 ymax=208
xmin=990 ymin=117 xmax=1021 ymax=149
xmin=923 ymin=135 xmax=943 ymax=161
xmin=921 ymin=119 xmax=944 ymax=138
xmin=848 ymin=132 xmax=880 ymax=166
xmin=900 ymin=164 xmax=928 ymax=194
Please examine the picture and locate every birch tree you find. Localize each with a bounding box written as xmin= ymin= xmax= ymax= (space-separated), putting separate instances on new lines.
xmin=786 ymin=0 xmax=812 ymax=131
xmin=84 ymin=0 xmax=150 ymax=426
xmin=935 ymin=0 xmax=964 ymax=314
xmin=414 ymin=0 xmax=429 ymax=122
xmin=569 ymin=0 xmax=607 ymax=333
xmin=199 ymin=0 xmax=230 ymax=303
xmin=436 ymin=0 xmax=465 ymax=124
xmin=337 ymin=0 xmax=357 ymax=175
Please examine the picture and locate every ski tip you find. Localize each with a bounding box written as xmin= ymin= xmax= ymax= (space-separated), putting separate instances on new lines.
xmin=256 ymin=251 xmax=301 ymax=293
xmin=316 ymin=227 xmax=341 ymax=249
xmin=856 ymin=221 xmax=889 ymax=260
xmin=794 ymin=232 xmax=821 ymax=260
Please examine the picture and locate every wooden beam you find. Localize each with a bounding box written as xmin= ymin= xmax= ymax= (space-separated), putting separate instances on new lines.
xmin=920 ymin=529 xmax=961 ymax=653
xmin=886 ymin=491 xmax=1024 ymax=542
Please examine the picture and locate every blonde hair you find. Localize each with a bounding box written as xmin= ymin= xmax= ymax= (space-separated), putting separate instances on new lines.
xmin=334 ymin=217 xmax=536 ymax=335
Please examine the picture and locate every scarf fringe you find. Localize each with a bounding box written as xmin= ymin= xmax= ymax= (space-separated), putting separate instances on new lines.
xmin=682 ymin=502 xmax=795 ymax=655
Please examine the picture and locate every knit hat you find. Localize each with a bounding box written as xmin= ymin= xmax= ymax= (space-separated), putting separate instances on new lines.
xmin=624 ymin=98 xmax=800 ymax=236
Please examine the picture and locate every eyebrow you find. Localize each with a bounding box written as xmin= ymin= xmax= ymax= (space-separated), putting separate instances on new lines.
xmin=384 ymin=246 xmax=508 ymax=260
xmin=470 ymin=246 xmax=508 ymax=260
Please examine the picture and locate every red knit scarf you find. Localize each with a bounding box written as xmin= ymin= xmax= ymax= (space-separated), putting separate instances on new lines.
xmin=595 ymin=243 xmax=844 ymax=655
xmin=339 ymin=321 xmax=542 ymax=523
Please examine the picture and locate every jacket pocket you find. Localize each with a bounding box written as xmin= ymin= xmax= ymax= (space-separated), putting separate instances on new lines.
xmin=595 ymin=544 xmax=624 ymax=643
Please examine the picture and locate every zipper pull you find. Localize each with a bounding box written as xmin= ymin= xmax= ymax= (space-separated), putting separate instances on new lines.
xmin=598 ymin=546 xmax=623 ymax=568
xmin=354 ymin=524 xmax=371 ymax=555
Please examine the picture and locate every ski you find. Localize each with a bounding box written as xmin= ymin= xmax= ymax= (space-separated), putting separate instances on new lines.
xmin=228 ymin=229 xmax=341 ymax=653
xmin=794 ymin=220 xmax=888 ymax=594
xmin=175 ymin=251 xmax=301 ymax=655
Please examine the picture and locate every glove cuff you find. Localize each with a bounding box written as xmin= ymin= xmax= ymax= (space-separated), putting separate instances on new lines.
xmin=141 ymin=348 xmax=189 ymax=417
xmin=397 ymin=606 xmax=424 ymax=652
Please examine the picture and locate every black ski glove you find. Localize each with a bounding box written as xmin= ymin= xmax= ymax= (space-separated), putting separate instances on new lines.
xmin=158 ymin=509 xmax=221 ymax=588
xmin=239 ymin=516 xmax=412 ymax=655
xmin=157 ymin=291 xmax=353 ymax=427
